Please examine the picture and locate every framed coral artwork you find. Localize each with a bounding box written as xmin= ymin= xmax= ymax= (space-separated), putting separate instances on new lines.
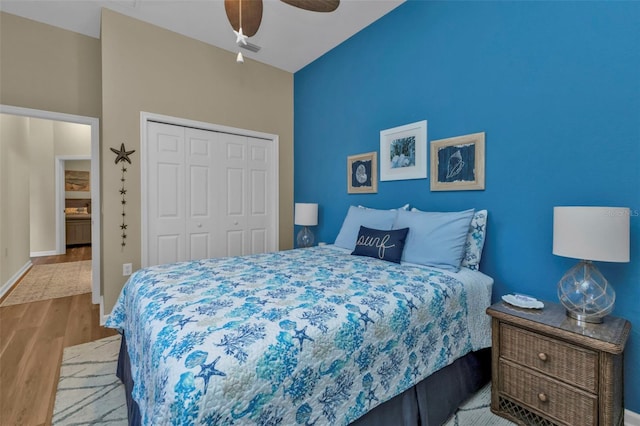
xmin=379 ymin=120 xmax=427 ymax=181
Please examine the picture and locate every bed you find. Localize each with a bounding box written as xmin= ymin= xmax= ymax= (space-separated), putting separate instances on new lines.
xmin=106 ymin=207 xmax=492 ymax=426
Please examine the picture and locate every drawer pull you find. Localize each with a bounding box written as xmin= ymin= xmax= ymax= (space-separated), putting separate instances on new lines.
xmin=538 ymin=392 xmax=548 ymax=403
xmin=537 ymin=352 xmax=548 ymax=362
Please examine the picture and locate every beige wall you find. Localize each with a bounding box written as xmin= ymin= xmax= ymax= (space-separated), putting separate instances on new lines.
xmin=101 ymin=10 xmax=293 ymax=312
xmin=0 ymin=114 xmax=92 ymax=258
xmin=0 ymin=10 xmax=294 ymax=313
xmin=0 ymin=115 xmax=31 ymax=286
xmin=1 ymin=11 xmax=101 ymax=287
xmin=28 ymin=118 xmax=55 ymax=253
xmin=0 ymin=13 xmax=102 ymax=118
xmin=27 ymin=119 xmax=91 ymax=253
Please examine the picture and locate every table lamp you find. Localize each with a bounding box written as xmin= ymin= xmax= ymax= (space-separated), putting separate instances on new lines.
xmin=553 ymin=206 xmax=630 ymax=323
xmin=295 ymin=203 xmax=318 ymax=248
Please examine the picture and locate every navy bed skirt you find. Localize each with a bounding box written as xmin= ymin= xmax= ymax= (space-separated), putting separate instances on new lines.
xmin=116 ymin=334 xmax=490 ymax=426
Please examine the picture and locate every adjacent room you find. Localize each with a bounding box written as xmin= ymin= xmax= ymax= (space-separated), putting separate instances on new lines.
xmin=1 ymin=1 xmax=638 ymax=425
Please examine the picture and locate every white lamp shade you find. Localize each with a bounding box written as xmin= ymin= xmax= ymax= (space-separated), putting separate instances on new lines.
xmin=295 ymin=203 xmax=318 ymax=226
xmin=553 ymin=206 xmax=630 ymax=263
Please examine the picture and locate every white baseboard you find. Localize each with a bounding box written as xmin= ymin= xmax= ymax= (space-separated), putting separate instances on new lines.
xmin=0 ymin=260 xmax=32 ymax=298
xmin=627 ymin=409 xmax=640 ymax=426
xmin=100 ymin=297 xmax=109 ymax=325
xmin=30 ymin=250 xmax=59 ymax=257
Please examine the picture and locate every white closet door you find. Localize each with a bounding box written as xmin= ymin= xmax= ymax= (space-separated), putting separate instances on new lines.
xmin=217 ymin=133 xmax=276 ymax=257
xmin=185 ymin=128 xmax=218 ymax=261
xmin=145 ymin=120 xmax=277 ymax=266
xmin=147 ymin=122 xmax=186 ymax=265
xmin=218 ymin=132 xmax=248 ymax=257
xmin=246 ymin=137 xmax=274 ymax=254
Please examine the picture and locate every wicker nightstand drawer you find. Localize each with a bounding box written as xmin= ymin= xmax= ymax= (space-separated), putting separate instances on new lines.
xmin=487 ymin=302 xmax=630 ymax=426
xmin=501 ymin=359 xmax=597 ymax=426
xmin=500 ymin=323 xmax=598 ymax=393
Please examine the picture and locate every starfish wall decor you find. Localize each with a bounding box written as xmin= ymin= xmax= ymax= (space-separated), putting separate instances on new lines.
xmin=111 ymin=143 xmax=135 ymax=248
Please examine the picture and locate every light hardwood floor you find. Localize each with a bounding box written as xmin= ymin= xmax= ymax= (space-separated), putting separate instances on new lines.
xmin=0 ymin=247 xmax=118 ymax=426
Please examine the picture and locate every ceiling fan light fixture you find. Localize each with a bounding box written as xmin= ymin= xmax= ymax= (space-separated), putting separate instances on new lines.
xmin=236 ymin=51 xmax=244 ymax=63
xmin=224 ymin=0 xmax=340 ymax=41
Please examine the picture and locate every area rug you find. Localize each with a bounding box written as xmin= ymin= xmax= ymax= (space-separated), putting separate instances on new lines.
xmin=1 ymin=260 xmax=91 ymax=307
xmin=53 ymin=334 xmax=515 ymax=426
xmin=443 ymin=382 xmax=516 ymax=426
xmin=52 ymin=335 xmax=127 ymax=425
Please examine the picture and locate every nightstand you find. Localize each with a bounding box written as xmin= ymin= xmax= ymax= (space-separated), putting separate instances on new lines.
xmin=487 ymin=301 xmax=630 ymax=426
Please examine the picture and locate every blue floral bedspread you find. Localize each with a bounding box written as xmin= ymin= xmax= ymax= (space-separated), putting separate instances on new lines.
xmin=106 ymin=246 xmax=492 ymax=426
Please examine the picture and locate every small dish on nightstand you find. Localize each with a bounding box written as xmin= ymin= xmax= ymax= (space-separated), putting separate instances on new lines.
xmin=502 ymin=294 xmax=544 ymax=309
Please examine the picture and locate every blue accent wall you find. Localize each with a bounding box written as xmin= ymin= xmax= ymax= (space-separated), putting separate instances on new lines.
xmin=294 ymin=0 xmax=640 ymax=412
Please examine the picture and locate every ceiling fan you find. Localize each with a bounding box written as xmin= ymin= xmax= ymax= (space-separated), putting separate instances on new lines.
xmin=224 ymin=0 xmax=340 ymax=38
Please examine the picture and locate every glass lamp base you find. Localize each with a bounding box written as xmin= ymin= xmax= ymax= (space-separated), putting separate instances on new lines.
xmin=296 ymin=226 xmax=315 ymax=248
xmin=557 ymin=260 xmax=615 ymax=324
xmin=565 ymin=309 xmax=604 ymax=324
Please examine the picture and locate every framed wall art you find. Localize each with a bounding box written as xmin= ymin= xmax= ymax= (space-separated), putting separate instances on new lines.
xmin=347 ymin=151 xmax=378 ymax=194
xmin=65 ymin=170 xmax=90 ymax=191
xmin=380 ymin=120 xmax=427 ymax=181
xmin=430 ymin=132 xmax=485 ymax=191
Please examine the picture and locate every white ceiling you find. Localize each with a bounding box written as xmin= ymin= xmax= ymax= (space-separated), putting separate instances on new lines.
xmin=0 ymin=0 xmax=405 ymax=73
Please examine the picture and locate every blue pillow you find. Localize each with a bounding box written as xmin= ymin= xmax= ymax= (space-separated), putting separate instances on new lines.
xmin=334 ymin=206 xmax=398 ymax=251
xmin=412 ymin=207 xmax=488 ymax=271
xmin=392 ymin=209 xmax=475 ymax=271
xmin=352 ymin=226 xmax=409 ymax=263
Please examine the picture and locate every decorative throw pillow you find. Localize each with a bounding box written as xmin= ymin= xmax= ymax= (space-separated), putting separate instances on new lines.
xmin=334 ymin=206 xmax=398 ymax=251
xmin=460 ymin=210 xmax=488 ymax=271
xmin=393 ymin=208 xmax=475 ymax=272
xmin=351 ymin=226 xmax=409 ymax=263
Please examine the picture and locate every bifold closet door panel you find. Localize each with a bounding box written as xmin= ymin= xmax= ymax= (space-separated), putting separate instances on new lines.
xmin=246 ymin=137 xmax=274 ymax=255
xmin=147 ymin=122 xmax=187 ymax=266
xmin=185 ymin=127 xmax=221 ymax=260
xmin=217 ymin=133 xmax=277 ymax=257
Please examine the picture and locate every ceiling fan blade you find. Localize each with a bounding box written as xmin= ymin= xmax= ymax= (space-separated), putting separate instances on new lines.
xmin=280 ymin=0 xmax=339 ymax=13
xmin=224 ymin=0 xmax=263 ymax=37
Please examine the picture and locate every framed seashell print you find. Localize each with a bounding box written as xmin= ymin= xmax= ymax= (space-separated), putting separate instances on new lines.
xmin=347 ymin=152 xmax=378 ymax=194
xmin=430 ymin=132 xmax=485 ymax=191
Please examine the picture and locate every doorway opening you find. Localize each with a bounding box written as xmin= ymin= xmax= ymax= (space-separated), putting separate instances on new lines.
xmin=0 ymin=105 xmax=101 ymax=305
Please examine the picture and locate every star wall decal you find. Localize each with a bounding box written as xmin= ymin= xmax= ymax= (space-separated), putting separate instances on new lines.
xmin=112 ymin=142 xmax=134 ymax=249
xmin=234 ymin=27 xmax=248 ymax=45
xmin=110 ymin=143 xmax=135 ymax=164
